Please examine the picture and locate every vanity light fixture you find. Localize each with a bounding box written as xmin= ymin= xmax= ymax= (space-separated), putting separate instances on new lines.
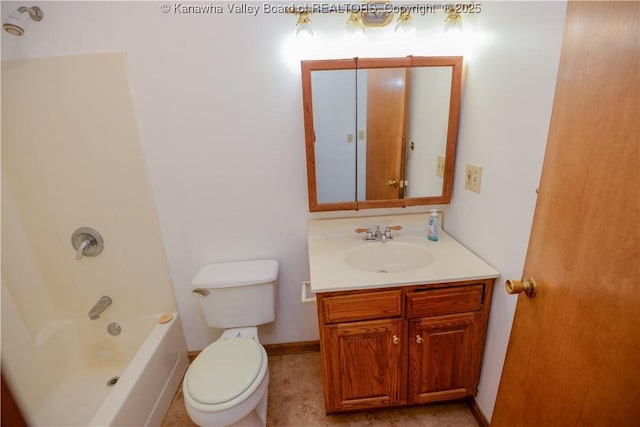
xmin=3 ymin=6 xmax=43 ymax=36
xmin=444 ymin=10 xmax=463 ymax=33
xmin=394 ymin=11 xmax=415 ymax=35
xmin=290 ymin=3 xmax=464 ymax=38
xmin=295 ymin=11 xmax=314 ymax=38
xmin=345 ymin=12 xmax=366 ymax=38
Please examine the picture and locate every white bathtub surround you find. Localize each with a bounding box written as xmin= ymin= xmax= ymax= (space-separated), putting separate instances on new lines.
xmin=1 ymin=52 xmax=187 ymax=425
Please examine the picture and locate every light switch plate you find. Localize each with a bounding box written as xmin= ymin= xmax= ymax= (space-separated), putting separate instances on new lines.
xmin=436 ymin=155 xmax=445 ymax=177
xmin=465 ymin=164 xmax=483 ymax=193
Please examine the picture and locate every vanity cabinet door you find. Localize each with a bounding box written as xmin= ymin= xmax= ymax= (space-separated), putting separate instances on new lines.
xmin=408 ymin=313 xmax=478 ymax=404
xmin=322 ymin=318 xmax=404 ymax=413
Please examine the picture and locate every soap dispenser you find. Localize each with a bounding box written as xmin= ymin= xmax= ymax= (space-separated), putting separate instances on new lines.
xmin=427 ymin=209 xmax=440 ymax=242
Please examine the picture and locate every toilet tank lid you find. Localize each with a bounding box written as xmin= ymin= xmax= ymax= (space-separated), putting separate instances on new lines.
xmin=193 ymin=259 xmax=279 ymax=288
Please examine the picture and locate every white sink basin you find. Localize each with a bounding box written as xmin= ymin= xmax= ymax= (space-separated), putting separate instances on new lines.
xmin=345 ymin=241 xmax=434 ymax=273
xmin=307 ymin=214 xmax=500 ymax=292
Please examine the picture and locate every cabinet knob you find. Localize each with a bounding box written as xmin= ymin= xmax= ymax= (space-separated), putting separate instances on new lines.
xmin=392 ymin=335 xmax=400 ymax=345
xmin=415 ymin=335 xmax=424 ymax=344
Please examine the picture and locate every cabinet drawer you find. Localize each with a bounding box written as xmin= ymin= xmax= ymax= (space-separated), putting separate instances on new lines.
xmin=406 ymin=284 xmax=484 ymax=318
xmin=322 ymin=290 xmax=402 ymax=324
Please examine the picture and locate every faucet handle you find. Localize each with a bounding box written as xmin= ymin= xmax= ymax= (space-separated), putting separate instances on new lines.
xmin=71 ymin=227 xmax=104 ymax=260
xmin=356 ymin=227 xmax=375 ymax=241
xmin=383 ymin=225 xmax=402 ymax=240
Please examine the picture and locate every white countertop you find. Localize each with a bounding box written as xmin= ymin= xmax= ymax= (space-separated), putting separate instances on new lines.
xmin=308 ymin=213 xmax=499 ymax=293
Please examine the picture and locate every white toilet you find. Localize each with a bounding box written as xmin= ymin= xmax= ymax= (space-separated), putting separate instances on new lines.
xmin=183 ymin=259 xmax=279 ymax=427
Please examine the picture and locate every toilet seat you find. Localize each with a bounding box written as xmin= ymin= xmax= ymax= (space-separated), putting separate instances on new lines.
xmin=185 ymin=338 xmax=265 ymax=406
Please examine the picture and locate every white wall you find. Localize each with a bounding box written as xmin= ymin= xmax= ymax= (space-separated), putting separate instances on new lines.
xmin=1 ymin=1 xmax=566 ymax=419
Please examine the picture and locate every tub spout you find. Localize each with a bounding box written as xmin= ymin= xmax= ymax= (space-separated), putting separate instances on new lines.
xmin=88 ymin=296 xmax=112 ymax=320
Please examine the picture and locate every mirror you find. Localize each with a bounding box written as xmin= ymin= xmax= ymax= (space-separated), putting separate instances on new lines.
xmin=301 ymin=56 xmax=463 ymax=212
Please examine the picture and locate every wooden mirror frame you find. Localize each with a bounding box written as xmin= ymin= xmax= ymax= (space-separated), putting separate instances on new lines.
xmin=302 ymin=56 xmax=463 ymax=212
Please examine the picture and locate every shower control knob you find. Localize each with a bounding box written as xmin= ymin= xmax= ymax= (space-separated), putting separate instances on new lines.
xmin=71 ymin=227 xmax=104 ymax=260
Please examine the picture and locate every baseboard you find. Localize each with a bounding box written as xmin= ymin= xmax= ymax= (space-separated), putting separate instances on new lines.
xmin=187 ymin=340 xmax=320 ymax=362
xmin=467 ymin=398 xmax=489 ymax=427
xmin=264 ymin=340 xmax=321 ymax=356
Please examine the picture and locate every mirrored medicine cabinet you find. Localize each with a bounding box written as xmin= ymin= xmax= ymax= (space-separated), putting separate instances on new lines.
xmin=301 ymin=56 xmax=463 ymax=212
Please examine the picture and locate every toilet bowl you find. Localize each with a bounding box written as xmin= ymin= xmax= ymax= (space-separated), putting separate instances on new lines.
xmin=183 ymin=329 xmax=269 ymax=427
xmin=184 ymin=260 xmax=278 ymax=427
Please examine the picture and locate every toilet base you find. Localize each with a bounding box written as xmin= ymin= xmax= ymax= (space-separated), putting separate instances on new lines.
xmin=224 ymin=388 xmax=267 ymax=427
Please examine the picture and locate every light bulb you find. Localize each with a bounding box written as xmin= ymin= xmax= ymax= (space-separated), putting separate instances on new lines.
xmin=394 ymin=11 xmax=415 ymax=38
xmin=345 ymin=12 xmax=365 ymax=39
xmin=444 ymin=11 xmax=463 ymax=33
xmin=295 ymin=12 xmax=313 ymax=38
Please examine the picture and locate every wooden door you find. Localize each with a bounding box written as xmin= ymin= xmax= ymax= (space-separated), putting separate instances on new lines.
xmin=323 ymin=318 xmax=403 ymax=412
xmin=493 ymin=2 xmax=640 ymax=425
xmin=408 ymin=313 xmax=476 ymax=404
xmin=365 ymin=68 xmax=409 ymax=200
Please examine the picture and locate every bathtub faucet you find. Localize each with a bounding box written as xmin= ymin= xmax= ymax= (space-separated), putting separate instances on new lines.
xmin=88 ymin=296 xmax=112 ymax=320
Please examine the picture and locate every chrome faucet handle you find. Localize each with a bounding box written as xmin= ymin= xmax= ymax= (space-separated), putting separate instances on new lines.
xmin=383 ymin=225 xmax=402 ymax=240
xmin=384 ymin=227 xmax=393 ymax=240
xmin=355 ymin=227 xmax=375 ymax=240
xmin=75 ymin=238 xmax=91 ymax=260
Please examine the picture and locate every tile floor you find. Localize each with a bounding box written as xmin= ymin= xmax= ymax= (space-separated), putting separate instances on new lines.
xmin=161 ymin=351 xmax=479 ymax=427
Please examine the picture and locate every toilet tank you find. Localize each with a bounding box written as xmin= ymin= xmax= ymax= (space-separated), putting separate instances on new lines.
xmin=192 ymin=260 xmax=278 ymax=329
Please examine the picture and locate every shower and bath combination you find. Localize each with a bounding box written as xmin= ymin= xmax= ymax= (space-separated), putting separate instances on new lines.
xmin=3 ymin=48 xmax=189 ymax=427
xmin=2 ymin=5 xmax=43 ymax=36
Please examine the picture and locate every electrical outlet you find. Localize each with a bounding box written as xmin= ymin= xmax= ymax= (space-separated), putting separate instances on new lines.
xmin=465 ymin=164 xmax=483 ymax=193
xmin=436 ymin=155 xmax=445 ymax=177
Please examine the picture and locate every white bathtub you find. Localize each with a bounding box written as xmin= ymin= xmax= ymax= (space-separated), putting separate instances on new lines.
xmin=27 ymin=312 xmax=188 ymax=426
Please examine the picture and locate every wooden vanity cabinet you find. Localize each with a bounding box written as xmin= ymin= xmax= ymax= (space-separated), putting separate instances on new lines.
xmin=316 ymin=279 xmax=494 ymax=414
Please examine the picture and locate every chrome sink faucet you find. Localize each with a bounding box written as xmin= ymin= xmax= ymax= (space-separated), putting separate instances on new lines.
xmin=355 ymin=225 xmax=402 ymax=242
xmin=88 ymin=296 xmax=112 ymax=320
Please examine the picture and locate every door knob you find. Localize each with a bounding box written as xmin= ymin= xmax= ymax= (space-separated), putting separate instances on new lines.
xmin=386 ymin=179 xmax=399 ymax=187
xmin=415 ymin=335 xmax=424 ymax=344
xmin=505 ymin=278 xmax=537 ymax=298
xmin=392 ymin=335 xmax=400 ymax=345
